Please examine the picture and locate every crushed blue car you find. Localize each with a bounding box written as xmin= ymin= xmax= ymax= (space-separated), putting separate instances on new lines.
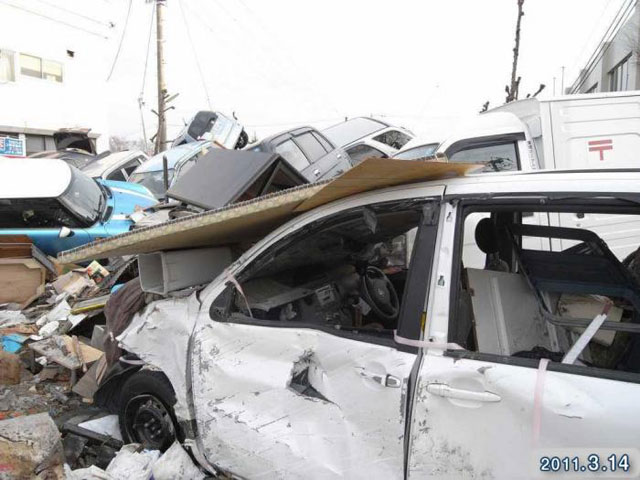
xmin=0 ymin=156 xmax=157 ymax=257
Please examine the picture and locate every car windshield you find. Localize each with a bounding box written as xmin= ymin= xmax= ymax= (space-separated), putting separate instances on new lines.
xmin=58 ymin=167 xmax=103 ymax=225
xmin=129 ymin=169 xmax=175 ymax=197
xmin=323 ymin=118 xmax=386 ymax=147
xmin=393 ymin=143 xmax=439 ymax=160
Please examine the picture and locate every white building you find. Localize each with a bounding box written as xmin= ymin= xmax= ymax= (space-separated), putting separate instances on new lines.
xmin=569 ymin=3 xmax=640 ymax=94
xmin=0 ymin=1 xmax=114 ymax=155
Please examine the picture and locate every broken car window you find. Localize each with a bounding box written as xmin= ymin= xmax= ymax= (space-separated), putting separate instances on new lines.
xmin=224 ymin=202 xmax=431 ymax=337
xmin=373 ymin=130 xmax=412 ymax=150
xmin=452 ymin=207 xmax=640 ymax=376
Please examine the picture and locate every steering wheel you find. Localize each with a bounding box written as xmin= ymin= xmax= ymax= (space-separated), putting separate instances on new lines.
xmin=360 ymin=266 xmax=400 ymax=327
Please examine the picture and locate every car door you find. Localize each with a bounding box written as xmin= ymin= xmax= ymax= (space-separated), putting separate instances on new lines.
xmin=189 ymin=192 xmax=443 ymax=478
xmin=407 ymin=200 xmax=640 ymax=479
xmin=273 ymin=136 xmax=314 ymax=180
xmin=292 ymin=130 xmax=351 ymax=181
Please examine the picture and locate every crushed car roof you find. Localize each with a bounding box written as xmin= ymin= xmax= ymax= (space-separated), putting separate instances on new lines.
xmin=57 ymin=158 xmax=475 ymax=263
xmin=0 ymin=157 xmax=72 ymax=199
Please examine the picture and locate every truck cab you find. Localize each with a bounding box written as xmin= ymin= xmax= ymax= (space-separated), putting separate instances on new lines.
xmin=437 ymin=91 xmax=640 ymax=173
xmin=409 ymin=91 xmax=640 ymax=264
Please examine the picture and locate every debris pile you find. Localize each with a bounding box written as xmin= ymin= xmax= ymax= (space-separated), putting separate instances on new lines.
xmin=0 ymin=243 xmax=198 ymax=477
xmin=0 ymin=410 xmax=204 ymax=479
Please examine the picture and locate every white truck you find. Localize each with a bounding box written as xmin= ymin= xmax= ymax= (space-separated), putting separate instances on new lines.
xmin=433 ymin=90 xmax=640 ymax=174
xmin=400 ymin=91 xmax=640 ymax=265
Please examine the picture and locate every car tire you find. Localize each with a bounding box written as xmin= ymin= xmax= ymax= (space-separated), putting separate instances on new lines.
xmin=118 ymin=370 xmax=180 ymax=451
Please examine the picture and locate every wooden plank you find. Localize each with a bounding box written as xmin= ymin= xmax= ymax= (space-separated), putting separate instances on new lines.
xmin=0 ymin=235 xmax=33 ymax=259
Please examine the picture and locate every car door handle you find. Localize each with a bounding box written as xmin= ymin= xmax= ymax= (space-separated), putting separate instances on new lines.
xmin=426 ymin=383 xmax=501 ymax=402
xmin=313 ymin=168 xmax=321 ymax=176
xmin=356 ymin=368 xmax=401 ymax=388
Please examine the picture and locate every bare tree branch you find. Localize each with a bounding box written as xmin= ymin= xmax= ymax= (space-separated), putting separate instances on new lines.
xmin=506 ymin=0 xmax=525 ymax=103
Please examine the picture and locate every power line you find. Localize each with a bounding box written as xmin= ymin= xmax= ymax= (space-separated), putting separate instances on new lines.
xmin=139 ymin=1 xmax=156 ymax=100
xmin=178 ymin=0 xmax=213 ymax=109
xmin=138 ymin=1 xmax=156 ymax=145
xmin=106 ymin=0 xmax=132 ymax=81
xmin=566 ymin=0 xmax=616 ymax=75
xmin=570 ymin=0 xmax=637 ymax=92
xmin=232 ymin=0 xmax=342 ymax=117
xmin=32 ymin=0 xmax=113 ymax=28
xmin=0 ymin=0 xmax=108 ymax=38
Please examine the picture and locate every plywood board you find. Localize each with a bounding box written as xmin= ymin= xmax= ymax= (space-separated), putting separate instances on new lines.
xmin=58 ymin=183 xmax=323 ymax=263
xmin=58 ymin=159 xmax=479 ymax=264
xmin=295 ymin=158 xmax=479 ymax=212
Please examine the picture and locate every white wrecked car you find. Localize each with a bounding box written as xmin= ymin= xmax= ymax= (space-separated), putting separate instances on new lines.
xmin=94 ymin=168 xmax=640 ymax=479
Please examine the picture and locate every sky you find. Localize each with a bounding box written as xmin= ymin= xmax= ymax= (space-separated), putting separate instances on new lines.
xmin=98 ymin=0 xmax=627 ymax=143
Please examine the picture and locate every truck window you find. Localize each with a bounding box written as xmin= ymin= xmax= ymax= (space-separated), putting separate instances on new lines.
xmin=293 ymin=133 xmax=327 ymax=163
xmin=274 ymin=139 xmax=310 ymax=171
xmin=448 ymin=142 xmax=519 ymax=172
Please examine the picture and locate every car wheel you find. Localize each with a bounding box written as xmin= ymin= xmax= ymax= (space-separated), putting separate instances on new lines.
xmin=118 ymin=370 xmax=180 ymax=451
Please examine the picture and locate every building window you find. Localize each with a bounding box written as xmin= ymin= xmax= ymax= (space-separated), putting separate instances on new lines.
xmin=609 ymin=55 xmax=631 ymax=92
xmin=19 ymin=53 xmax=63 ymax=83
xmin=43 ymin=60 xmax=63 ymax=82
xmin=586 ymin=83 xmax=598 ymax=93
xmin=0 ymin=50 xmax=15 ymax=82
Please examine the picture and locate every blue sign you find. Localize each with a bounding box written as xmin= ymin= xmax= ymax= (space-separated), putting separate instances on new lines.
xmin=0 ymin=136 xmax=25 ymax=156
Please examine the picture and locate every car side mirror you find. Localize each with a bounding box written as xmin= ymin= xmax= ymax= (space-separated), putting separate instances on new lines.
xmin=59 ymin=226 xmax=75 ymax=238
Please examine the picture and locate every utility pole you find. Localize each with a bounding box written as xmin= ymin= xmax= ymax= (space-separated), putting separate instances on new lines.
xmin=155 ymin=0 xmax=167 ymax=154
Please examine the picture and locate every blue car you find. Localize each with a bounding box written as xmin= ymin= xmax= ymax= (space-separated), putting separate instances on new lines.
xmin=0 ymin=157 xmax=157 ymax=257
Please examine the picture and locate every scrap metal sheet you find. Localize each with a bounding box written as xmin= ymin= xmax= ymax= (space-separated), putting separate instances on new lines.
xmin=57 ymin=159 xmax=478 ymax=264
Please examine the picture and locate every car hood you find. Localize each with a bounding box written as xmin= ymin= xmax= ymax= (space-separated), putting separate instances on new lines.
xmin=100 ymin=180 xmax=157 ymax=218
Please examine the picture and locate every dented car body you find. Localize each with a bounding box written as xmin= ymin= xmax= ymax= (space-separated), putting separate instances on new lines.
xmin=109 ymin=169 xmax=640 ymax=479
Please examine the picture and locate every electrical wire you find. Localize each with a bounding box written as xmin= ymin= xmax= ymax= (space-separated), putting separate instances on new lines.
xmin=178 ymin=0 xmax=213 ymax=110
xmin=231 ymin=0 xmax=342 ymax=117
xmin=32 ymin=0 xmax=113 ymax=28
xmin=566 ymin=0 xmax=616 ymax=75
xmin=570 ymin=0 xmax=637 ymax=92
xmin=138 ymin=1 xmax=156 ymax=145
xmin=0 ymin=0 xmax=108 ymax=38
xmin=106 ymin=0 xmax=133 ymax=81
